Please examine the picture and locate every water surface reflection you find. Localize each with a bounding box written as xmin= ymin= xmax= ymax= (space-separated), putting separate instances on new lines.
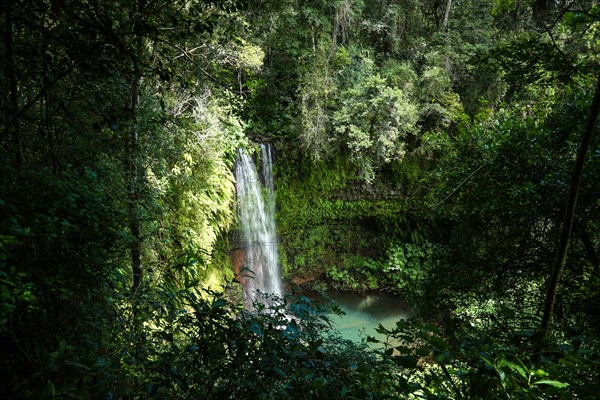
xmin=326 ymin=291 xmax=411 ymax=343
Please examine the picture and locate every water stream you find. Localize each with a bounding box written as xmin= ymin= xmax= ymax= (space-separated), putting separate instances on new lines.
xmin=235 ymin=144 xmax=282 ymax=306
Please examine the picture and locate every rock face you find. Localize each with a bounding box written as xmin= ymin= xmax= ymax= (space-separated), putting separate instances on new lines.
xmin=230 ymin=248 xmax=248 ymax=286
xmin=291 ymin=272 xmax=321 ymax=287
xmin=230 ymin=247 xmax=252 ymax=308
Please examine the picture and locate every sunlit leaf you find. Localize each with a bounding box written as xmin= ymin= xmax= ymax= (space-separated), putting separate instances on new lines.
xmin=534 ymin=380 xmax=570 ymax=388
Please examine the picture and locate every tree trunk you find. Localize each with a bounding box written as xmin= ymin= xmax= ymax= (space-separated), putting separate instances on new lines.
xmin=537 ymin=74 xmax=600 ymax=352
xmin=577 ymin=225 xmax=599 ymax=269
xmin=129 ymin=35 xmax=144 ymax=294
xmin=4 ymin=0 xmax=22 ymax=168
xmin=443 ymin=0 xmax=453 ymax=31
xmin=532 ymin=0 xmax=549 ymax=17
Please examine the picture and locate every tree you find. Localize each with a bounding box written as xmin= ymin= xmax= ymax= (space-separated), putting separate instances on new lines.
xmin=443 ymin=0 xmax=453 ymax=30
xmin=537 ymin=73 xmax=600 ymax=350
xmin=334 ymin=73 xmax=419 ymax=183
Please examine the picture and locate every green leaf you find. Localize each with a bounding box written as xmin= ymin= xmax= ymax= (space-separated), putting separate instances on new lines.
xmin=480 ymin=355 xmax=494 ymax=368
xmin=434 ymin=351 xmax=451 ymax=365
xmin=416 ymin=347 xmax=432 ymax=357
xmin=211 ymin=298 xmax=227 ymax=309
xmin=428 ymin=336 xmax=448 ymax=351
xmin=534 ymin=380 xmax=570 ymax=388
xmin=375 ymin=323 xmax=390 ymax=334
xmin=309 ymin=377 xmax=325 ymax=389
xmin=366 ymin=335 xmax=379 ymax=343
xmin=395 ymin=345 xmax=411 ymax=353
xmin=505 ymin=360 xmax=527 ymax=378
xmin=394 ymin=355 xmax=418 ymax=368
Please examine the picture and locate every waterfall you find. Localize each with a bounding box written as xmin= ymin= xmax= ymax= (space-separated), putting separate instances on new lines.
xmin=234 ymin=144 xmax=282 ymax=306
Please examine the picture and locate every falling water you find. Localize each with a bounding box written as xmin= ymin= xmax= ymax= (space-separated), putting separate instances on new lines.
xmin=235 ymin=144 xmax=282 ymax=306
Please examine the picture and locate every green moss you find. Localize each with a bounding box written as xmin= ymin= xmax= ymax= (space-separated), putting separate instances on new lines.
xmin=275 ymin=151 xmax=411 ymax=289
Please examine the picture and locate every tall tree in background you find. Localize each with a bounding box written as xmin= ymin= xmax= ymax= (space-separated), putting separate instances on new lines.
xmin=538 ymin=74 xmax=600 ymax=351
xmin=443 ymin=0 xmax=453 ymax=30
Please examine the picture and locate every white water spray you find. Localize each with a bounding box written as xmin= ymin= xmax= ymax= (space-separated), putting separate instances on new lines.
xmin=235 ymin=144 xmax=282 ymax=305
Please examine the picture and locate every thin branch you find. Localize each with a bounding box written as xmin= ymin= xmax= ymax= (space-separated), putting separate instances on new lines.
xmin=434 ymin=162 xmax=487 ymax=207
xmin=440 ymin=363 xmax=463 ymax=399
xmin=544 ymin=25 xmax=569 ymax=60
xmin=144 ymin=34 xmax=221 ymax=84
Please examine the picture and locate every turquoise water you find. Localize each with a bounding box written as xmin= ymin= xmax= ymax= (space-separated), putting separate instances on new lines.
xmin=326 ymin=291 xmax=411 ymax=343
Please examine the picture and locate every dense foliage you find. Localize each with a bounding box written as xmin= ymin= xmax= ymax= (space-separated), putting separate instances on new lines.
xmin=1 ymin=0 xmax=599 ymax=398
